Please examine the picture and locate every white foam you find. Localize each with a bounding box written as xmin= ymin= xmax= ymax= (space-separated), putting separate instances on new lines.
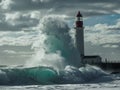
xmin=26 ymin=15 xmax=81 ymax=69
xmin=58 ymin=65 xmax=112 ymax=84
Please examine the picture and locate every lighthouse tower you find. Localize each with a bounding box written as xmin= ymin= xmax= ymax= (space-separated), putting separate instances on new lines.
xmin=74 ymin=11 xmax=102 ymax=65
xmin=75 ymin=11 xmax=84 ymax=60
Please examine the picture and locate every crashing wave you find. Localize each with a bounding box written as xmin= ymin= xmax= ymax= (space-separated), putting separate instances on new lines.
xmin=0 ymin=65 xmax=112 ymax=85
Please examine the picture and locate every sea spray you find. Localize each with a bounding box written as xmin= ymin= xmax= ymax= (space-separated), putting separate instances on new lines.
xmin=55 ymin=65 xmax=111 ymax=84
xmin=26 ymin=15 xmax=81 ymax=68
xmin=26 ymin=50 xmax=65 ymax=71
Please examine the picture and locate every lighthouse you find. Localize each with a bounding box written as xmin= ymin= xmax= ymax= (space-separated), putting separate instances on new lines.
xmin=74 ymin=11 xmax=101 ymax=65
xmin=73 ymin=12 xmax=120 ymax=73
xmin=75 ymin=11 xmax=84 ymax=60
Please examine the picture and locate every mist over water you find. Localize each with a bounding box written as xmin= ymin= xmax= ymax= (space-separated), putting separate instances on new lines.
xmin=27 ymin=16 xmax=81 ymax=69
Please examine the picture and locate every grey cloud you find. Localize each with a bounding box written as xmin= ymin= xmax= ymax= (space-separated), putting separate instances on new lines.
xmin=0 ymin=0 xmax=50 ymax=11
xmin=85 ymin=21 xmax=120 ymax=48
xmin=0 ymin=45 xmax=33 ymax=65
xmin=0 ymin=12 xmax=39 ymax=31
xmin=108 ymin=28 xmax=120 ymax=31
xmin=85 ymin=42 xmax=120 ymax=62
xmin=1 ymin=0 xmax=120 ymax=17
xmin=0 ymin=0 xmax=120 ymax=31
xmin=85 ymin=20 xmax=120 ymax=49
xmin=0 ymin=31 xmax=38 ymax=46
xmin=101 ymin=43 xmax=120 ymax=48
xmin=0 ymin=22 xmax=36 ymax=31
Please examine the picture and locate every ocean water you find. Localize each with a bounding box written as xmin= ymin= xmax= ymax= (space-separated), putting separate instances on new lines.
xmin=0 ymin=65 xmax=112 ymax=85
xmin=0 ymin=65 xmax=120 ymax=90
xmin=0 ymin=16 xmax=120 ymax=89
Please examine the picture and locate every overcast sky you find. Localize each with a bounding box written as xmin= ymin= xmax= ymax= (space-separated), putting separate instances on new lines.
xmin=0 ymin=0 xmax=120 ymax=65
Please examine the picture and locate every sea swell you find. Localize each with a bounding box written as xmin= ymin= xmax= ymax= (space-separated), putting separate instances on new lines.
xmin=0 ymin=65 xmax=112 ymax=85
xmin=0 ymin=66 xmax=57 ymax=85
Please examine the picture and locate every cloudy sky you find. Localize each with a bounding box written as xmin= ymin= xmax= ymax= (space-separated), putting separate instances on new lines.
xmin=0 ymin=0 xmax=120 ymax=65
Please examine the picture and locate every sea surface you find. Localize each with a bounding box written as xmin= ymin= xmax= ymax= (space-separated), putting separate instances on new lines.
xmin=0 ymin=65 xmax=120 ymax=90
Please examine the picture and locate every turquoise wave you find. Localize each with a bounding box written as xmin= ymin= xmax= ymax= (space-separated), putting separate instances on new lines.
xmin=0 ymin=65 xmax=112 ymax=85
xmin=0 ymin=66 xmax=58 ymax=85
